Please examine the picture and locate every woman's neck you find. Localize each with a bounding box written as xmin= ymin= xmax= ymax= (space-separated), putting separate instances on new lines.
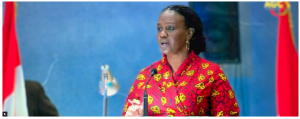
xmin=166 ymin=51 xmax=189 ymax=74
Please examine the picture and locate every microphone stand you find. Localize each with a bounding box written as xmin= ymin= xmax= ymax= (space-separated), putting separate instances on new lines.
xmin=143 ymin=79 xmax=151 ymax=116
xmin=103 ymin=73 xmax=108 ymax=116
xmin=143 ymin=69 xmax=157 ymax=116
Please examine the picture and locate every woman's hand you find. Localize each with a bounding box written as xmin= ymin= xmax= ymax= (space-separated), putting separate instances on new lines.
xmin=125 ymin=99 xmax=143 ymax=117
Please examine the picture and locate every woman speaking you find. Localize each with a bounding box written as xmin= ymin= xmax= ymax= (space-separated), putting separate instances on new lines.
xmin=122 ymin=5 xmax=240 ymax=117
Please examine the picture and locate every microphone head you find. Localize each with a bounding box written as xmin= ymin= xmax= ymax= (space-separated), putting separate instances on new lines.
xmin=151 ymin=68 xmax=158 ymax=76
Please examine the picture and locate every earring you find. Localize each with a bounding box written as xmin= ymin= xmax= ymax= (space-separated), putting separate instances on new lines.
xmin=186 ymin=40 xmax=190 ymax=51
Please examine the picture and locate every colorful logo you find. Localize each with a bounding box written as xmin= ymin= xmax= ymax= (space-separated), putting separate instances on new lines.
xmin=264 ymin=1 xmax=291 ymax=17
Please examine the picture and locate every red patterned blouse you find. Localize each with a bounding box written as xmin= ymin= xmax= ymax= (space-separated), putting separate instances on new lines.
xmin=122 ymin=51 xmax=240 ymax=116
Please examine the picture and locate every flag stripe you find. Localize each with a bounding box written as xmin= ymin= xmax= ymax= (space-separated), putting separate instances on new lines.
xmin=276 ymin=2 xmax=298 ymax=116
xmin=15 ymin=66 xmax=28 ymax=116
xmin=3 ymin=1 xmax=18 ymax=107
xmin=3 ymin=2 xmax=28 ymax=116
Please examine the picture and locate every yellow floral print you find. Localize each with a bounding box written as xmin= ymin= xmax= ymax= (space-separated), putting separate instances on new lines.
xmin=163 ymin=71 xmax=170 ymax=79
xmin=197 ymin=96 xmax=204 ymax=104
xmin=157 ymin=64 xmax=162 ymax=72
xmin=130 ymin=86 xmax=134 ymax=93
xmin=181 ymin=70 xmax=186 ymax=76
xmin=161 ymin=97 xmax=167 ymax=106
xmin=217 ymin=111 xmax=223 ymax=117
xmin=177 ymin=106 xmax=183 ymax=112
xmin=143 ymin=85 xmax=152 ymax=89
xmin=179 ymin=93 xmax=186 ymax=102
xmin=166 ymin=108 xmax=176 ymax=114
xmin=175 ymin=82 xmax=179 ymax=87
xmin=136 ymin=74 xmax=145 ymax=80
xmin=195 ymin=82 xmax=205 ymax=89
xmin=234 ymin=102 xmax=238 ymax=107
xmin=202 ymin=63 xmax=209 ymax=69
xmin=229 ymin=90 xmax=234 ymax=99
xmin=150 ymin=106 xmax=161 ymax=114
xmin=138 ymin=82 xmax=144 ymax=89
xmin=186 ymin=70 xmax=195 ymax=76
xmin=187 ymin=64 xmax=192 ymax=70
xmin=154 ymin=74 xmax=162 ymax=81
xmin=123 ymin=102 xmax=128 ymax=112
xmin=207 ymin=70 xmax=213 ymax=75
xmin=211 ymin=89 xmax=220 ymax=97
xmin=163 ymin=81 xmax=167 ymax=86
xmin=179 ymin=81 xmax=187 ymax=86
xmin=159 ymin=87 xmax=166 ymax=93
xmin=218 ymin=73 xmax=227 ymax=81
xmin=209 ymin=76 xmax=214 ymax=83
xmin=167 ymin=82 xmax=174 ymax=88
xmin=148 ymin=95 xmax=153 ymax=104
xmin=199 ymin=108 xmax=205 ymax=115
xmin=175 ymin=96 xmax=180 ymax=104
xmin=198 ymin=74 xmax=205 ymax=81
xmin=230 ymin=111 xmax=238 ymax=115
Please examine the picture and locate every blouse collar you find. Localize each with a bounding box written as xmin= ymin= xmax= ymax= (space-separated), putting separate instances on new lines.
xmin=161 ymin=51 xmax=198 ymax=77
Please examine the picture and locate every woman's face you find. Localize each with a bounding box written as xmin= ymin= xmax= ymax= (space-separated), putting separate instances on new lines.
xmin=157 ymin=10 xmax=191 ymax=55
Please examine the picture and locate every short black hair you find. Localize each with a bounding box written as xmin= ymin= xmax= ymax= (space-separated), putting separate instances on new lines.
xmin=162 ymin=5 xmax=206 ymax=55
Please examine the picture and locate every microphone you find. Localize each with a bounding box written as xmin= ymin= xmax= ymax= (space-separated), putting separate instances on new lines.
xmin=143 ymin=68 xmax=158 ymax=116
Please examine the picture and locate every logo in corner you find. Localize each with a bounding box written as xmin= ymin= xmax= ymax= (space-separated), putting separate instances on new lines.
xmin=264 ymin=1 xmax=291 ymax=17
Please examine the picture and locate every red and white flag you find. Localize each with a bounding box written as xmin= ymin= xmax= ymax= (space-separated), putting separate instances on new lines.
xmin=275 ymin=2 xmax=298 ymax=116
xmin=3 ymin=2 xmax=28 ymax=116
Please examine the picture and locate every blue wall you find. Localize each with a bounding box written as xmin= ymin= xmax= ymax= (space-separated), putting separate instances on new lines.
xmin=16 ymin=2 xmax=189 ymax=116
xmin=13 ymin=2 xmax=298 ymax=116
